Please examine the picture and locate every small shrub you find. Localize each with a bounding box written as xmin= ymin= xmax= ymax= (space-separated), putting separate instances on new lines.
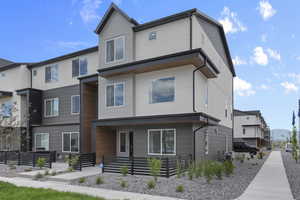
xmin=203 ymin=161 xmax=214 ymax=183
xmin=36 ymin=157 xmax=46 ymax=169
xmin=44 ymin=170 xmax=49 ymax=176
xmin=187 ymin=163 xmax=195 ymax=180
xmin=78 ymin=177 xmax=85 ymax=183
xmin=65 ymin=155 xmax=79 ymax=171
xmin=257 ymin=151 xmax=264 ymax=159
xmin=213 ymin=162 xmax=224 ymax=180
xmin=223 ymin=160 xmax=235 ymax=176
xmin=96 ymin=177 xmax=104 ymax=185
xmin=34 ymin=172 xmax=43 ymax=180
xmin=120 ymin=166 xmax=128 ymax=176
xmin=24 ymin=168 xmax=32 ymax=172
xmin=120 ymin=180 xmax=127 ymax=188
xmin=8 ymin=164 xmax=16 ymax=170
xmin=50 ymin=170 xmax=57 ymax=176
xmin=235 ymin=154 xmax=245 ymax=163
xmin=147 ymin=179 xmax=156 ymax=189
xmin=176 ymin=185 xmax=184 ymax=193
xmin=176 ymin=161 xmax=183 ymax=178
xmin=68 ymin=167 xmax=74 ymax=172
xmin=148 ymin=158 xmax=161 ymax=182
xmin=195 ymin=162 xmax=203 ymax=178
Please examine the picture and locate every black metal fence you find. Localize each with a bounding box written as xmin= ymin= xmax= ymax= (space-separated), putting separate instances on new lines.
xmin=102 ymin=155 xmax=192 ymax=178
xmin=0 ymin=151 xmax=53 ymax=168
xmin=68 ymin=153 xmax=96 ymax=171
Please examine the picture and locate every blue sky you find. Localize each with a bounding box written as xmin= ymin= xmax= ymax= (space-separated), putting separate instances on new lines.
xmin=0 ymin=0 xmax=299 ymax=130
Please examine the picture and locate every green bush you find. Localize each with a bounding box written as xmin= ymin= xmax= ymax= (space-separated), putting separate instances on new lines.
xmin=203 ymin=161 xmax=214 ymax=183
xmin=235 ymin=154 xmax=245 ymax=163
xmin=44 ymin=170 xmax=49 ymax=176
xmin=96 ymin=177 xmax=104 ymax=185
xmin=187 ymin=163 xmax=195 ymax=180
xmin=257 ymin=152 xmax=264 ymax=159
xmin=195 ymin=162 xmax=203 ymax=178
xmin=120 ymin=166 xmax=128 ymax=176
xmin=147 ymin=158 xmax=161 ymax=182
xmin=78 ymin=177 xmax=85 ymax=184
xmin=176 ymin=185 xmax=184 ymax=193
xmin=36 ymin=157 xmax=46 ymax=169
xmin=34 ymin=172 xmax=43 ymax=180
xmin=147 ymin=179 xmax=156 ymax=189
xmin=24 ymin=168 xmax=32 ymax=172
xmin=176 ymin=161 xmax=183 ymax=178
xmin=223 ymin=160 xmax=235 ymax=176
xmin=65 ymin=155 xmax=79 ymax=171
xmin=120 ymin=180 xmax=127 ymax=188
xmin=213 ymin=162 xmax=224 ymax=180
xmin=50 ymin=170 xmax=57 ymax=176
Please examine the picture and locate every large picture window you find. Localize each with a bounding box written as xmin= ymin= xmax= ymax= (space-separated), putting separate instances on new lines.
xmin=44 ymin=98 xmax=59 ymax=117
xmin=62 ymin=132 xmax=79 ymax=153
xmin=72 ymin=58 xmax=88 ymax=77
xmin=71 ymin=95 xmax=80 ymax=114
xmin=45 ymin=64 xmax=59 ymax=83
xmin=148 ymin=129 xmax=176 ymax=155
xmin=35 ymin=133 xmax=49 ymax=151
xmin=105 ymin=36 xmax=124 ymax=63
xmin=106 ymin=83 xmax=124 ymax=107
xmin=150 ymin=77 xmax=175 ymax=104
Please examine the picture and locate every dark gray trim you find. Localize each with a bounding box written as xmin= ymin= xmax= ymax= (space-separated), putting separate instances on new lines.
xmin=16 ymin=88 xmax=42 ymax=95
xmin=189 ymin=13 xmax=193 ymax=50
xmin=242 ymin=124 xmax=260 ymax=127
xmin=98 ymin=48 xmax=219 ymax=77
xmin=0 ymin=58 xmax=14 ymax=68
xmin=0 ymin=63 xmax=32 ymax=72
xmin=28 ymin=46 xmax=98 ymax=68
xmin=0 ymin=91 xmax=13 ymax=97
xmin=92 ymin=112 xmax=220 ymax=127
xmin=78 ymin=73 xmax=98 ymax=83
xmin=32 ymin=123 xmax=80 ymax=127
xmin=94 ymin=3 xmax=139 ymax=34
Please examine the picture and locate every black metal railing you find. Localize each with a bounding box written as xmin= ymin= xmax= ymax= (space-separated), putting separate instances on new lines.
xmin=68 ymin=153 xmax=96 ymax=171
xmin=0 ymin=151 xmax=53 ymax=168
xmin=102 ymin=155 xmax=192 ymax=178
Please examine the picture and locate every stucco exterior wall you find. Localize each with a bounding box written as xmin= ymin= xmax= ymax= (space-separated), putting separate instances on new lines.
xmin=234 ymin=115 xmax=263 ymax=138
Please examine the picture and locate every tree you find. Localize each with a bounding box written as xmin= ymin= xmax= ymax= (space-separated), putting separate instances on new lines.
xmin=291 ymin=126 xmax=298 ymax=163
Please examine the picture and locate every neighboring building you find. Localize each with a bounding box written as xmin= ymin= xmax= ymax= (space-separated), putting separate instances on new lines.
xmin=79 ymin=3 xmax=235 ymax=162
xmin=234 ymin=109 xmax=270 ymax=148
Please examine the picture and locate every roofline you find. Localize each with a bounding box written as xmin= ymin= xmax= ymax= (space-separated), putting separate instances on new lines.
xmin=28 ymin=46 xmax=98 ymax=68
xmin=0 ymin=62 xmax=33 ymax=72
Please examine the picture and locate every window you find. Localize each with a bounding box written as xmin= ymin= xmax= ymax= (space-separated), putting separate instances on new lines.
xmin=205 ymin=131 xmax=209 ymax=155
xmin=119 ymin=132 xmax=126 ymax=153
xmin=35 ymin=133 xmax=49 ymax=151
xmin=0 ymin=102 xmax=12 ymax=118
xmin=106 ymin=83 xmax=124 ymax=107
xmin=0 ymin=72 xmax=5 ymax=78
xmin=150 ymin=77 xmax=175 ymax=104
xmin=149 ymin=32 xmax=157 ymax=40
xmin=33 ymin=70 xmax=37 ymax=76
xmin=72 ymin=58 xmax=88 ymax=77
xmin=243 ymin=128 xmax=246 ymax=135
xmin=71 ymin=95 xmax=80 ymax=114
xmin=44 ymin=98 xmax=59 ymax=117
xmin=105 ymin=36 xmax=124 ymax=63
xmin=45 ymin=64 xmax=59 ymax=83
xmin=148 ymin=129 xmax=176 ymax=155
xmin=225 ymin=109 xmax=228 ymax=118
xmin=62 ymin=132 xmax=79 ymax=153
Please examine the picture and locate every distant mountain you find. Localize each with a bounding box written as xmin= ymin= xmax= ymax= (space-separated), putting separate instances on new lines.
xmin=271 ymin=129 xmax=291 ymax=141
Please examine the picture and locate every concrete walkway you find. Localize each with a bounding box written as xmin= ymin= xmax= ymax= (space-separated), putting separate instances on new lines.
xmin=0 ymin=176 xmax=183 ymax=200
xmin=237 ymin=151 xmax=293 ymax=200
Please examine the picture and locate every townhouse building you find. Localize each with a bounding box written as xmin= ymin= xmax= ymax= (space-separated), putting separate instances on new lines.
xmin=234 ymin=109 xmax=270 ymax=148
xmin=0 ymin=3 xmax=235 ymax=162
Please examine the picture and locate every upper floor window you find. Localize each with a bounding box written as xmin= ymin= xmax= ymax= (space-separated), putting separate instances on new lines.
xmin=71 ymin=95 xmax=80 ymax=114
xmin=106 ymin=82 xmax=124 ymax=107
xmin=45 ymin=98 xmax=59 ymax=117
xmin=33 ymin=70 xmax=37 ymax=77
xmin=0 ymin=72 xmax=5 ymax=78
xmin=105 ymin=36 xmax=124 ymax=63
xmin=45 ymin=64 xmax=59 ymax=83
xmin=243 ymin=128 xmax=246 ymax=135
xmin=150 ymin=77 xmax=175 ymax=104
xmin=0 ymin=102 xmax=12 ymax=118
xmin=72 ymin=58 xmax=88 ymax=77
xmin=149 ymin=31 xmax=157 ymax=40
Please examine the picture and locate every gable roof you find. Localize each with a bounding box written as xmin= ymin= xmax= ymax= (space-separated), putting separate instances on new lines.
xmin=94 ymin=3 xmax=139 ymax=34
xmin=94 ymin=4 xmax=235 ymax=76
xmin=0 ymin=58 xmax=13 ymax=68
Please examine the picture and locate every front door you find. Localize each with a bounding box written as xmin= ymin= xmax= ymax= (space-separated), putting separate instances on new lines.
xmin=117 ymin=131 xmax=129 ymax=157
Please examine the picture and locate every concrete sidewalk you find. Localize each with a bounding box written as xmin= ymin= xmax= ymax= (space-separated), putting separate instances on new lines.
xmin=237 ymin=151 xmax=293 ymax=200
xmin=0 ymin=176 xmax=183 ymax=200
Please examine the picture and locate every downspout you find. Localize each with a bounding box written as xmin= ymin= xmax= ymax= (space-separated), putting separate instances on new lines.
xmin=193 ymin=57 xmax=207 ymax=112
xmin=189 ymin=13 xmax=193 ymax=50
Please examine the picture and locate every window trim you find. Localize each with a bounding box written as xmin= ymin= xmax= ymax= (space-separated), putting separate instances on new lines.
xmin=105 ymin=82 xmax=125 ymax=108
xmin=35 ymin=133 xmax=49 ymax=151
xmin=62 ymin=132 xmax=80 ymax=153
xmin=104 ymin=35 xmax=125 ymax=64
xmin=44 ymin=98 xmax=59 ymax=118
xmin=71 ymin=95 xmax=80 ymax=115
xmin=72 ymin=57 xmax=88 ymax=78
xmin=147 ymin=128 xmax=176 ymax=156
xmin=150 ymin=76 xmax=176 ymax=104
xmin=45 ymin=64 xmax=59 ymax=83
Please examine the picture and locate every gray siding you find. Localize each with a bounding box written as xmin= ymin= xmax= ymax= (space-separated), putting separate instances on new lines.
xmin=42 ymin=85 xmax=80 ymax=125
xmin=32 ymin=125 xmax=79 ymax=154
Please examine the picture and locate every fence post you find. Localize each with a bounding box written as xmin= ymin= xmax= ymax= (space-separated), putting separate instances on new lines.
xmin=102 ymin=155 xmax=105 ymax=173
xmin=166 ymin=158 xmax=169 ymax=178
xmin=79 ymin=154 xmax=82 ymax=171
xmin=4 ymin=152 xmax=7 ymax=164
xmin=131 ymin=156 xmax=134 ymax=175
xmin=18 ymin=152 xmax=21 ymax=166
xmin=32 ymin=153 xmax=35 ymax=167
xmin=49 ymin=153 xmax=52 ymax=169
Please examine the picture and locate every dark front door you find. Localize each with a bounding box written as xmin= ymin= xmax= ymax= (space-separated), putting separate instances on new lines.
xmin=129 ymin=132 xmax=133 ymax=157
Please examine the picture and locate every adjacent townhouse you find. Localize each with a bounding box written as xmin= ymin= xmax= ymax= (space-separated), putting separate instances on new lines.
xmin=0 ymin=3 xmax=236 ymax=163
xmin=234 ymin=109 xmax=270 ymax=148
xmin=79 ymin=4 xmax=235 ymax=162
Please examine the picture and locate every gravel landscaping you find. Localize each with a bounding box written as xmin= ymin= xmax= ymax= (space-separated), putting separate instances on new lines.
xmin=281 ymin=151 xmax=300 ymax=200
xmin=72 ymin=153 xmax=269 ymax=200
xmin=0 ymin=164 xmax=39 ymax=177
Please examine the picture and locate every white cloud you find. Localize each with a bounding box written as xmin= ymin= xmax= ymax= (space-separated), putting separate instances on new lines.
xmin=219 ymin=7 xmax=247 ymax=34
xmin=253 ymin=46 xmax=268 ymax=66
xmin=80 ymin=0 xmax=102 ymax=23
xmin=232 ymin=56 xmax=247 ymax=66
xmin=261 ymin=34 xmax=267 ymax=42
xmin=296 ymin=56 xmax=300 ymax=61
xmin=281 ymin=82 xmax=298 ymax=93
xmin=287 ymin=73 xmax=300 ymax=84
xmin=56 ymin=41 xmax=90 ymax=49
xmin=258 ymin=0 xmax=276 ymax=20
xmin=267 ymin=48 xmax=281 ymax=61
xmin=234 ymin=77 xmax=256 ymax=96
xmin=260 ymin=84 xmax=270 ymax=90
